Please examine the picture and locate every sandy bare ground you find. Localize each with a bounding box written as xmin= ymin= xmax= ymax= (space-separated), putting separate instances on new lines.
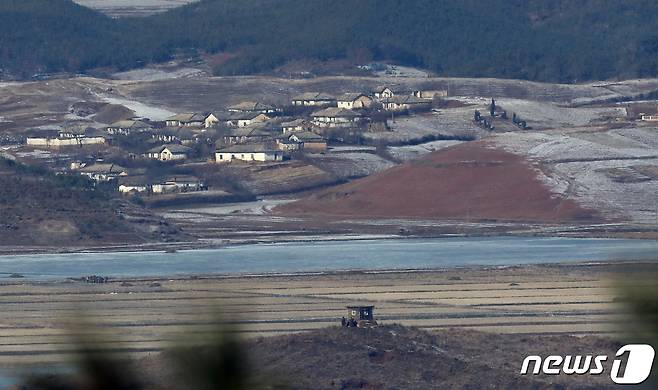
xmin=0 ymin=261 xmax=653 ymax=372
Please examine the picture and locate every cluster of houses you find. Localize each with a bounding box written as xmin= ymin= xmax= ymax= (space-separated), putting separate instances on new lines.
xmin=23 ymin=86 xmax=446 ymax=196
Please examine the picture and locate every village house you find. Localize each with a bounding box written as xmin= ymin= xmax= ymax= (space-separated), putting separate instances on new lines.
xmin=118 ymin=176 xmax=150 ymax=194
xmin=58 ymin=127 xmax=87 ymax=139
xmin=373 ymin=86 xmax=395 ymax=100
xmin=382 ymin=95 xmax=431 ymax=111
xmin=145 ymin=144 xmax=193 ymax=161
xmin=26 ymin=128 xmax=106 ymax=148
xmin=288 ymin=131 xmax=327 ymax=152
xmin=219 ymin=112 xmax=271 ymax=128
xmin=227 ymin=101 xmax=278 ymax=114
xmin=291 ymin=92 xmax=336 ymax=107
xmin=107 ymin=120 xmax=153 ymax=136
xmin=77 ymin=163 xmax=128 ymax=182
xmin=165 ymin=113 xmax=219 ymax=128
xmin=148 ymin=127 xmax=182 ymax=144
xmin=220 ymin=127 xmax=254 ymax=145
xmin=336 ymin=93 xmax=374 ymax=110
xmin=152 ymin=175 xmax=207 ymax=194
xmin=412 ymin=89 xmax=448 ymax=99
xmin=275 ymin=137 xmax=302 ymax=152
xmin=312 ymin=107 xmax=364 ymax=127
xmin=215 ymin=143 xmax=285 ymax=163
xmin=625 ymin=103 xmax=658 ymax=120
xmin=220 ymin=127 xmax=277 ymax=145
xmin=281 ymin=119 xmax=312 ymax=134
xmin=372 ymin=86 xmax=415 ymax=100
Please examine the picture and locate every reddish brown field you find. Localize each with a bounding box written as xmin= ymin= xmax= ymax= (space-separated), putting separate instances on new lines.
xmin=276 ymin=142 xmax=599 ymax=223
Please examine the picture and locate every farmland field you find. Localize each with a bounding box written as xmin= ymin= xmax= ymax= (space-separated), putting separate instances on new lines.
xmin=0 ymin=261 xmax=653 ymax=388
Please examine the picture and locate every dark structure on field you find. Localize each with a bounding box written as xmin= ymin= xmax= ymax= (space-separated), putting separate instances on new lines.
xmin=342 ymin=305 xmax=377 ymax=328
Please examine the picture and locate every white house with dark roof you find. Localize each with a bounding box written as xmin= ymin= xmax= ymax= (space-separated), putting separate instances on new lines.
xmin=218 ymin=112 xmax=271 ymax=128
xmin=215 ymin=143 xmax=284 ymax=163
xmin=288 ymin=131 xmax=327 ymax=152
xmin=412 ymin=89 xmax=448 ymax=99
xmin=312 ymin=107 xmax=364 ymax=127
xmin=26 ymin=127 xmax=106 ymax=148
xmin=77 ymin=163 xmax=128 ymax=182
xmin=227 ymin=101 xmax=278 ymax=114
xmin=152 ymin=175 xmax=206 ymax=194
xmin=145 ymin=144 xmax=192 ymax=161
xmin=291 ymin=92 xmax=336 ymax=107
xmin=382 ymin=95 xmax=431 ymax=111
xmin=281 ymin=119 xmax=312 ymax=134
xmin=118 ymin=176 xmax=150 ymax=194
xmin=373 ymin=87 xmax=393 ymax=100
xmin=165 ymin=113 xmax=219 ymax=128
xmin=107 ymin=120 xmax=153 ymax=136
xmin=336 ymin=93 xmax=374 ymax=110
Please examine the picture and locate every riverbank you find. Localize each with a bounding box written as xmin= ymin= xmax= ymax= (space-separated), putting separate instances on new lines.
xmin=2 ymin=219 xmax=658 ymax=256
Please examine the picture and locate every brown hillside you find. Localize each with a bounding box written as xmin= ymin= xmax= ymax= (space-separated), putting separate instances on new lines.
xmin=276 ymin=142 xmax=599 ymax=222
xmin=134 ymin=325 xmax=620 ymax=389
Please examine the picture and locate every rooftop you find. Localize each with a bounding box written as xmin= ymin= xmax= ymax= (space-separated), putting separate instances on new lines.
xmin=312 ymin=107 xmax=363 ymax=118
xmin=148 ymin=144 xmax=192 ymax=154
xmin=166 ymin=113 xmax=210 ymax=122
xmin=293 ymin=92 xmax=336 ymax=101
xmin=337 ymin=93 xmax=371 ymax=101
xmin=217 ymin=143 xmax=280 ymax=153
xmin=109 ymin=120 xmax=152 ymax=129
xmin=227 ymin=101 xmax=276 ymax=112
xmin=78 ymin=163 xmax=127 ymax=174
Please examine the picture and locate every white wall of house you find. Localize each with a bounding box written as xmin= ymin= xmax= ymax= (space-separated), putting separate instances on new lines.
xmin=119 ymin=184 xmax=148 ymax=193
xmin=204 ymin=114 xmax=219 ymax=128
xmin=292 ymin=100 xmax=333 ymax=106
xmin=338 ymin=96 xmax=372 ymax=109
xmin=160 ymin=149 xmax=187 ymax=161
xmin=152 ymin=182 xmax=203 ymax=194
xmin=215 ymin=151 xmax=283 ymax=163
xmin=282 ymin=125 xmax=303 ymax=134
xmin=413 ymin=90 xmax=448 ymax=99
xmin=26 ymin=137 xmax=105 ymax=147
xmin=312 ymin=116 xmax=356 ymax=127
xmin=374 ymin=88 xmax=393 ymax=100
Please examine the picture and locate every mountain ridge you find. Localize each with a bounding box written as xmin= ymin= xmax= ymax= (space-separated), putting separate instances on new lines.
xmin=2 ymin=0 xmax=658 ymax=82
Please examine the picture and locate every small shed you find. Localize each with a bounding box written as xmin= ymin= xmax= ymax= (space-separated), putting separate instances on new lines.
xmin=344 ymin=305 xmax=377 ymax=327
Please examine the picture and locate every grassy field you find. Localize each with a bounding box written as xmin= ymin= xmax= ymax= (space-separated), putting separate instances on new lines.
xmin=0 ymin=261 xmax=652 ymax=372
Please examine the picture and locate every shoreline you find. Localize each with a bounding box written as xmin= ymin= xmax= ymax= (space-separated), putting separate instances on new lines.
xmin=2 ymin=227 xmax=658 ymax=256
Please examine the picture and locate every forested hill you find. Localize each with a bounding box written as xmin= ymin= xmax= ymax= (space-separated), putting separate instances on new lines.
xmin=3 ymin=0 xmax=658 ymax=82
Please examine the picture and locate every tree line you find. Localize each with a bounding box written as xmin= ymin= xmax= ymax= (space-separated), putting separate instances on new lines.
xmin=3 ymin=0 xmax=658 ymax=82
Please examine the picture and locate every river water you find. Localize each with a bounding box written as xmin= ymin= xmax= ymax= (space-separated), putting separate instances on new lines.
xmin=1 ymin=237 xmax=657 ymax=280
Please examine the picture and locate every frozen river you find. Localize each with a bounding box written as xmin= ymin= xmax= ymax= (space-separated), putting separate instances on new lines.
xmin=1 ymin=237 xmax=658 ymax=280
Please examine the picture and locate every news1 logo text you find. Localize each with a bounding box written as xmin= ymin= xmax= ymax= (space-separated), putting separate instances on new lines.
xmin=521 ymin=344 xmax=655 ymax=384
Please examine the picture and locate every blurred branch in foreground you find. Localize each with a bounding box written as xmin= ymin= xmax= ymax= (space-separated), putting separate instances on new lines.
xmin=15 ymin=312 xmax=283 ymax=390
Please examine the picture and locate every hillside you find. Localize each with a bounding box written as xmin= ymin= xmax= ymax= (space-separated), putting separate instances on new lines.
xmin=0 ymin=157 xmax=167 ymax=247
xmin=275 ymin=142 xmax=600 ymax=223
xmin=16 ymin=325 xmax=625 ymax=389
xmin=3 ymin=0 xmax=658 ymax=82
